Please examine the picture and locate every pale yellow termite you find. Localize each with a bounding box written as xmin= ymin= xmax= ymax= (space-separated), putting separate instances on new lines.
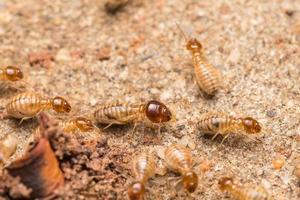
xmin=93 ymin=100 xmax=173 ymax=131
xmin=127 ymin=152 xmax=156 ymax=200
xmin=198 ymin=112 xmax=261 ymax=143
xmin=3 ymin=92 xmax=71 ymax=122
xmin=164 ymin=144 xmax=198 ymax=193
xmin=218 ymin=177 xmax=273 ymax=200
xmin=61 ymin=117 xmax=94 ymax=134
xmin=0 ymin=134 xmax=18 ymax=167
xmin=177 ymin=24 xmax=221 ymax=96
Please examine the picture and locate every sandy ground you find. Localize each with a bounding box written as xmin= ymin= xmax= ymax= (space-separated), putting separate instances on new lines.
xmin=0 ymin=0 xmax=299 ymax=199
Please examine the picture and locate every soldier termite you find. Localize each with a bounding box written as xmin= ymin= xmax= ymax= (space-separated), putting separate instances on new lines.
xmin=93 ymin=100 xmax=174 ymax=133
xmin=128 ymin=152 xmax=156 ymax=200
xmin=198 ymin=112 xmax=262 ymax=143
xmin=2 ymin=92 xmax=71 ymax=123
xmin=164 ymin=144 xmax=198 ymax=193
xmin=218 ymin=177 xmax=273 ymax=200
xmin=0 ymin=134 xmax=18 ymax=168
xmin=176 ymin=23 xmax=221 ymax=97
xmin=0 ymin=66 xmax=24 ymax=91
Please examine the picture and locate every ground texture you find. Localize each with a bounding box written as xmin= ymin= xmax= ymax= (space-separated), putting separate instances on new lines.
xmin=0 ymin=0 xmax=299 ymax=199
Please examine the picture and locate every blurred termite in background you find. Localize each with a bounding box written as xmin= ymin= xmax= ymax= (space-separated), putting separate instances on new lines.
xmin=93 ymin=100 xmax=174 ymax=133
xmin=7 ymin=113 xmax=64 ymax=199
xmin=128 ymin=152 xmax=156 ymax=200
xmin=198 ymin=112 xmax=262 ymax=143
xmin=0 ymin=134 xmax=18 ymax=168
xmin=218 ymin=177 xmax=273 ymax=200
xmin=164 ymin=144 xmax=198 ymax=193
xmin=0 ymin=66 xmax=24 ymax=91
xmin=105 ymin=0 xmax=129 ymax=14
xmin=2 ymin=92 xmax=71 ymax=123
xmin=176 ymin=23 xmax=221 ymax=97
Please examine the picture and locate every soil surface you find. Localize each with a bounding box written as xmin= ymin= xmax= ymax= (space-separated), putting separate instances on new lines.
xmin=0 ymin=0 xmax=299 ymax=199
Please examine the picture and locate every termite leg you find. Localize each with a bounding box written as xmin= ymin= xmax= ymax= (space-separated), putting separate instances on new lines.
xmin=212 ymin=133 xmax=219 ymax=140
xmin=19 ymin=117 xmax=33 ymax=125
xmin=220 ymin=134 xmax=229 ymax=144
xmin=103 ymin=123 xmax=114 ymax=129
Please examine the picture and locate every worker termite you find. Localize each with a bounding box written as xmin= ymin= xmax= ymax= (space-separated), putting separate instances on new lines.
xmin=128 ymin=152 xmax=156 ymax=200
xmin=218 ymin=177 xmax=273 ymax=200
xmin=2 ymin=92 xmax=71 ymax=122
xmin=93 ymin=100 xmax=173 ymax=133
xmin=198 ymin=112 xmax=262 ymax=143
xmin=164 ymin=144 xmax=198 ymax=193
xmin=61 ymin=117 xmax=94 ymax=134
xmin=0 ymin=66 xmax=24 ymax=91
xmin=176 ymin=23 xmax=221 ymax=97
xmin=0 ymin=134 xmax=18 ymax=167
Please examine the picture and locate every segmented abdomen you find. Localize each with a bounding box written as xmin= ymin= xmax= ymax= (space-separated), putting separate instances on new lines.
xmin=93 ymin=101 xmax=143 ymax=124
xmin=5 ymin=93 xmax=44 ymax=118
xmin=61 ymin=120 xmax=76 ymax=133
xmin=132 ymin=152 xmax=155 ymax=183
xmin=198 ymin=113 xmax=237 ymax=135
xmin=193 ymin=53 xmax=220 ymax=95
xmin=164 ymin=144 xmax=193 ymax=174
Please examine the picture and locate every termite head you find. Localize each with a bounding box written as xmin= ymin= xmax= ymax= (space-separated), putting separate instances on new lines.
xmin=182 ymin=171 xmax=198 ymax=193
xmin=127 ymin=181 xmax=145 ymax=200
xmin=242 ymin=117 xmax=261 ymax=134
xmin=4 ymin=66 xmax=23 ymax=81
xmin=218 ymin=177 xmax=234 ymax=191
xmin=145 ymin=100 xmax=172 ymax=123
xmin=75 ymin=117 xmax=93 ymax=132
xmin=186 ymin=39 xmax=203 ymax=53
xmin=52 ymin=97 xmax=71 ymax=113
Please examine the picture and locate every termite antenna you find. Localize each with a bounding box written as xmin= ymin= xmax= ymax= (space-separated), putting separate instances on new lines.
xmin=175 ymin=22 xmax=189 ymax=42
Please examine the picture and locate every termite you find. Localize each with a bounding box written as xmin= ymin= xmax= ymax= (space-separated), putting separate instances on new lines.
xmin=218 ymin=177 xmax=273 ymax=200
xmin=164 ymin=144 xmax=198 ymax=193
xmin=93 ymin=100 xmax=173 ymax=132
xmin=176 ymin=23 xmax=221 ymax=96
xmin=0 ymin=66 xmax=24 ymax=91
xmin=2 ymin=92 xmax=71 ymax=122
xmin=0 ymin=134 xmax=18 ymax=167
xmin=61 ymin=117 xmax=94 ymax=134
xmin=128 ymin=152 xmax=156 ymax=200
xmin=198 ymin=112 xmax=261 ymax=143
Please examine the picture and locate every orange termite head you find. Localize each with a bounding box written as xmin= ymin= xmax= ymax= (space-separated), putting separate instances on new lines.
xmin=186 ymin=38 xmax=203 ymax=52
xmin=182 ymin=171 xmax=198 ymax=193
xmin=218 ymin=177 xmax=234 ymax=191
xmin=74 ymin=117 xmax=93 ymax=132
xmin=127 ymin=181 xmax=145 ymax=200
xmin=52 ymin=97 xmax=71 ymax=113
xmin=242 ymin=117 xmax=261 ymax=134
xmin=145 ymin=100 xmax=172 ymax=123
xmin=4 ymin=66 xmax=23 ymax=81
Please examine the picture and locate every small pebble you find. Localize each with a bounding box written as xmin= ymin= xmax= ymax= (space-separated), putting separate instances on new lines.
xmin=266 ymin=109 xmax=277 ymax=118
